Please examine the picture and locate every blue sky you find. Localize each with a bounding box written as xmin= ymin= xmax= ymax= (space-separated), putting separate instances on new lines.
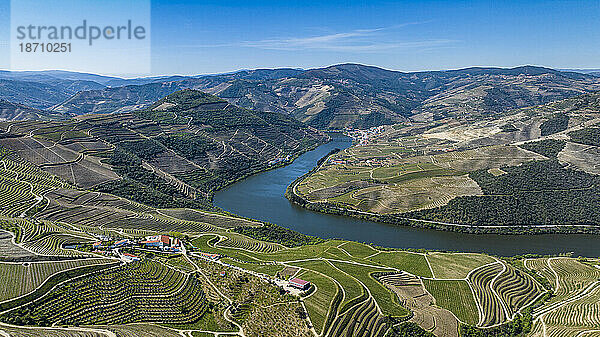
xmin=1 ymin=0 xmax=599 ymax=76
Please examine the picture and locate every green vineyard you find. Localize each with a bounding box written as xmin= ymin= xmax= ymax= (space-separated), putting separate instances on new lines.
xmin=468 ymin=262 xmax=506 ymax=326
xmin=2 ymin=261 xmax=210 ymax=326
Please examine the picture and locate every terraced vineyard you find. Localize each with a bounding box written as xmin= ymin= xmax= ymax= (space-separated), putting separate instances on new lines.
xmin=187 ymin=226 xmax=569 ymax=337
xmin=0 ymin=258 xmax=112 ymax=301
xmin=468 ymin=262 xmax=507 ymax=326
xmin=0 ymin=90 xmax=327 ymax=211
xmin=492 ymin=263 xmax=544 ymax=315
xmin=528 ymin=258 xmax=600 ymax=337
xmin=542 ymin=285 xmax=600 ymax=333
xmin=216 ymin=234 xmax=284 ymax=253
xmin=547 ymin=258 xmax=600 ymax=303
xmin=293 ymin=140 xmax=543 ymax=215
xmin=3 ymin=261 xmax=210 ymax=326
xmin=291 ymin=91 xmax=600 ymax=232
xmin=379 ymin=273 xmax=460 ymax=337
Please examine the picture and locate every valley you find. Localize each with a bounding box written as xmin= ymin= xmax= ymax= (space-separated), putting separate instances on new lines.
xmin=0 ymin=67 xmax=598 ymax=337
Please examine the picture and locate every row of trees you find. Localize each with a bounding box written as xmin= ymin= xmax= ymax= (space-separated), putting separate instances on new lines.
xmin=234 ymin=224 xmax=323 ymax=247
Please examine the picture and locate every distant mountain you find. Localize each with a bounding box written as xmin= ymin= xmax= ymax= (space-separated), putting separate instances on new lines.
xmin=0 ymin=71 xmax=109 ymax=109
xmin=103 ymin=75 xmax=190 ymax=87
xmin=0 ymin=79 xmax=77 ymax=109
xmin=8 ymin=64 xmax=600 ymax=129
xmin=410 ymin=66 xmax=600 ymax=121
xmin=558 ymin=68 xmax=600 ymax=75
xmin=0 ymin=70 xmax=119 ymax=85
xmin=0 ymin=99 xmax=65 ymax=121
xmin=51 ymin=64 xmax=600 ymax=129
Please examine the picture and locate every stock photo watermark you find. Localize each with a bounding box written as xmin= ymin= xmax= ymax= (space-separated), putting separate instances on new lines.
xmin=10 ymin=0 xmax=151 ymax=75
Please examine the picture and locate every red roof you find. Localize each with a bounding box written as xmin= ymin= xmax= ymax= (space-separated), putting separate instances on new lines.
xmin=160 ymin=235 xmax=170 ymax=244
xmin=201 ymin=252 xmax=220 ymax=259
xmin=123 ymin=253 xmax=138 ymax=258
xmin=289 ymin=278 xmax=310 ymax=286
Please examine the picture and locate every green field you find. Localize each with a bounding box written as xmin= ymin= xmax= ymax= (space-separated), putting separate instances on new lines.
xmin=428 ymin=253 xmax=497 ymax=279
xmin=423 ymin=279 xmax=479 ymax=326
xmin=329 ymin=260 xmax=408 ymax=318
xmin=368 ymin=251 xmax=433 ymax=277
xmin=295 ymin=269 xmax=339 ymax=335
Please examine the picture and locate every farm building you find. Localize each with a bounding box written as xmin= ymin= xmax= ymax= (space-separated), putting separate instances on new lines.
xmin=288 ymin=278 xmax=311 ymax=290
xmin=140 ymin=235 xmax=182 ymax=251
xmin=199 ymin=252 xmax=221 ymax=260
xmin=92 ymin=242 xmax=102 ymax=249
xmin=122 ymin=253 xmax=140 ymax=262
xmin=113 ymin=239 xmax=130 ymax=248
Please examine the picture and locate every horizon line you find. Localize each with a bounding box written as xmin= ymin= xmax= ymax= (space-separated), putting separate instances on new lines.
xmin=1 ymin=63 xmax=599 ymax=80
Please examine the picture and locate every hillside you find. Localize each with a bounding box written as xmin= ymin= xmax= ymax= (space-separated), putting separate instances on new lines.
xmin=0 ymin=100 xmax=67 ymax=121
xmin=2 ymin=134 xmax=595 ymax=337
xmin=49 ymin=65 xmax=600 ymax=129
xmin=0 ymin=89 xmax=327 ymax=210
xmin=51 ymin=82 xmax=189 ymax=114
xmin=0 ymin=86 xmax=599 ymax=337
xmin=0 ymin=78 xmax=105 ymax=109
xmin=291 ymin=90 xmax=600 ymax=231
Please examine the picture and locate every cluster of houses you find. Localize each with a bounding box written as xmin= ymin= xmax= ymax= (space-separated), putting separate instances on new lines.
xmin=140 ymin=235 xmax=182 ymax=252
xmin=90 ymin=234 xmax=183 ymax=262
xmin=268 ymin=155 xmax=292 ymax=166
xmin=344 ymin=125 xmax=386 ymax=145
xmin=87 ymin=233 xmax=314 ymax=292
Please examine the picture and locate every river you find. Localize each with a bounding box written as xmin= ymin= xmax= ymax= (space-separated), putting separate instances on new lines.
xmin=214 ymin=135 xmax=600 ymax=256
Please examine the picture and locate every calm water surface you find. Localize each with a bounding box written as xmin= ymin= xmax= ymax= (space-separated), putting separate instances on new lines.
xmin=215 ymin=135 xmax=600 ymax=256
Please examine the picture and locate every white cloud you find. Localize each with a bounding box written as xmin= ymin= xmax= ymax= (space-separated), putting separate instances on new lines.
xmin=236 ymin=22 xmax=456 ymax=52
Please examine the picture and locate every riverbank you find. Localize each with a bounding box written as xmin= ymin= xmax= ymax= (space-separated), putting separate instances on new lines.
xmin=214 ymin=136 xmax=600 ymax=256
xmin=209 ymin=133 xmax=330 ymax=204
xmin=285 ymin=157 xmax=600 ymax=235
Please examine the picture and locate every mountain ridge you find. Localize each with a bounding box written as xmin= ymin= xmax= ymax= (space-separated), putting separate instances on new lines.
xmin=4 ymin=64 xmax=600 ymax=128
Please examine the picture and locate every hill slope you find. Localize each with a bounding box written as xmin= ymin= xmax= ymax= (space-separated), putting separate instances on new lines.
xmin=0 ymin=78 xmax=105 ymax=109
xmin=0 ymin=100 xmax=67 ymax=121
xmin=0 ymin=89 xmax=327 ymax=209
xmin=291 ymin=90 xmax=600 ymax=231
